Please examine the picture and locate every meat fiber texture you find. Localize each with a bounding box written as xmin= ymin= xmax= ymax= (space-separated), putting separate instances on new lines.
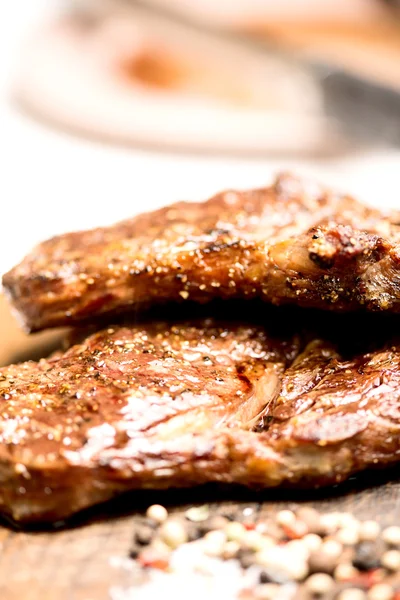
xmin=4 ymin=173 xmax=400 ymax=332
xmin=0 ymin=315 xmax=399 ymax=523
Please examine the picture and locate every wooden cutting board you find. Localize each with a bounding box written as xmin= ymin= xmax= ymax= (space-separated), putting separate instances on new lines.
xmin=0 ymin=293 xmax=399 ymax=600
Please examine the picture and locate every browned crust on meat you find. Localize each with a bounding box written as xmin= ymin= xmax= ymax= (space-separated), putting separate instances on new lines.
xmin=0 ymin=318 xmax=399 ymax=523
xmin=4 ymin=173 xmax=400 ymax=332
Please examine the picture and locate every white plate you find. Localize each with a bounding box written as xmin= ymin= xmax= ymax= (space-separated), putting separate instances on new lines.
xmin=14 ymin=13 xmax=339 ymax=155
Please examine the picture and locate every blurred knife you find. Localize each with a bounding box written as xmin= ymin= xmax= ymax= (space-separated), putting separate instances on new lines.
xmin=314 ymin=64 xmax=400 ymax=147
xmin=75 ymin=0 xmax=400 ymax=147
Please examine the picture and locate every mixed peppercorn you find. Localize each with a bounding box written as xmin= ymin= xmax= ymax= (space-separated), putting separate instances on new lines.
xmin=128 ymin=504 xmax=400 ymax=599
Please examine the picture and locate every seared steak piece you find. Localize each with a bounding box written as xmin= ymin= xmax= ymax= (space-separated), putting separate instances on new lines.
xmin=4 ymin=173 xmax=400 ymax=332
xmin=1 ymin=316 xmax=400 ymax=523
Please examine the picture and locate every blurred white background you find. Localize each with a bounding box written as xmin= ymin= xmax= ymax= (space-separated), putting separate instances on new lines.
xmin=2 ymin=0 xmax=400 ymax=278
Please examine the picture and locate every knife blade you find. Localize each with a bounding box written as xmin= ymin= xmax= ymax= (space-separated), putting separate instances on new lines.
xmin=316 ymin=65 xmax=400 ymax=147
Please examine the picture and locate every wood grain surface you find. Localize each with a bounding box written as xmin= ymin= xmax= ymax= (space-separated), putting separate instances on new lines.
xmin=0 ymin=294 xmax=399 ymax=600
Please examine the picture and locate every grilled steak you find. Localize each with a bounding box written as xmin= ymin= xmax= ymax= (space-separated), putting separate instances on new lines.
xmin=4 ymin=173 xmax=400 ymax=332
xmin=1 ymin=315 xmax=400 ymax=523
